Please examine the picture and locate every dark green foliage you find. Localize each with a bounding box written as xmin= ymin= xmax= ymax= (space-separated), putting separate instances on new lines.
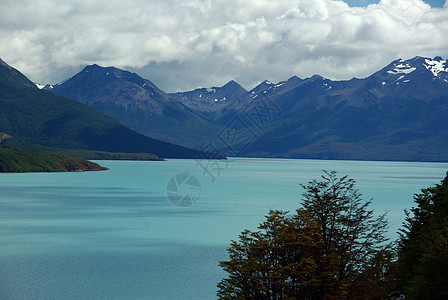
xmin=218 ymin=210 xmax=322 ymax=299
xmin=348 ymin=249 xmax=398 ymax=299
xmin=300 ymin=171 xmax=390 ymax=298
xmin=218 ymin=171 xmax=391 ymax=299
xmin=397 ymin=172 xmax=448 ymax=298
xmin=1 ymin=133 xmax=163 ymax=161
xmin=0 ymin=145 xmax=107 ymax=173
xmin=0 ymin=145 xmax=59 ymax=172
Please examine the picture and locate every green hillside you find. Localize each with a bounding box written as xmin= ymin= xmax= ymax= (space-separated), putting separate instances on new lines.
xmin=0 ymin=132 xmax=163 ymax=161
xmin=0 ymin=145 xmax=107 ymax=173
xmin=0 ymin=58 xmax=208 ymax=159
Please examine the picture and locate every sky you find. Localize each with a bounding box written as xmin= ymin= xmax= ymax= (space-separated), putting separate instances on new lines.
xmin=1 ymin=0 xmax=447 ymax=92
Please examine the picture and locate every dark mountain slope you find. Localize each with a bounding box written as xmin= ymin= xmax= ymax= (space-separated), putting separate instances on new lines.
xmin=170 ymin=80 xmax=248 ymax=118
xmin=0 ymin=59 xmax=206 ymax=159
xmin=32 ymin=56 xmax=448 ymax=161
xmin=49 ymin=65 xmax=223 ymax=148
xmin=0 ymin=132 xmax=162 ymax=161
xmin=243 ymin=56 xmax=448 ymax=161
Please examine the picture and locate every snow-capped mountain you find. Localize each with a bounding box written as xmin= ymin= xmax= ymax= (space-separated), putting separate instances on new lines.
xmin=170 ymin=56 xmax=448 ymax=161
xmin=365 ymin=56 xmax=448 ymax=98
xmin=44 ymin=56 xmax=448 ymax=161
xmin=423 ymin=56 xmax=448 ymax=78
xmin=239 ymin=56 xmax=448 ymax=160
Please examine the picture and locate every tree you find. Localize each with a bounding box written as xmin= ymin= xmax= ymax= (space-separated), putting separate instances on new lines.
xmin=218 ymin=171 xmax=390 ymax=299
xmin=300 ymin=170 xmax=390 ymax=298
xmin=217 ymin=210 xmax=322 ymax=299
xmin=348 ymin=248 xmax=398 ymax=299
xmin=397 ymin=171 xmax=448 ymax=299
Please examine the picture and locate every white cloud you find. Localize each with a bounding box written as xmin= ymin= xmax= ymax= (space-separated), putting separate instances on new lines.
xmin=0 ymin=0 xmax=447 ymax=91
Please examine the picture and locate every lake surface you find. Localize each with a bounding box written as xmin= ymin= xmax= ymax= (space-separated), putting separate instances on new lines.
xmin=1 ymin=158 xmax=447 ymax=299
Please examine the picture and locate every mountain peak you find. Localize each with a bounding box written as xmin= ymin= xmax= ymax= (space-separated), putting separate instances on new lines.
xmin=378 ymin=56 xmax=447 ymax=82
xmin=51 ymin=63 xmax=169 ymax=109
xmin=308 ymin=74 xmax=325 ymax=81
xmin=288 ymin=75 xmax=301 ymax=81
xmin=68 ymin=64 xmax=160 ymax=90
xmin=386 ymin=59 xmax=417 ymax=75
xmin=225 ymin=79 xmax=238 ymax=85
xmin=82 ymin=64 xmax=103 ymax=72
xmin=82 ymin=64 xmax=122 ymax=75
xmin=222 ymin=80 xmax=246 ymax=92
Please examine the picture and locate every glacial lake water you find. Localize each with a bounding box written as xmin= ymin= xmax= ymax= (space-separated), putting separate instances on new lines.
xmin=1 ymin=158 xmax=447 ymax=299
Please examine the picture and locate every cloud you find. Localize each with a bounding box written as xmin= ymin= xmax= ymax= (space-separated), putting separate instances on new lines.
xmin=0 ymin=0 xmax=447 ymax=91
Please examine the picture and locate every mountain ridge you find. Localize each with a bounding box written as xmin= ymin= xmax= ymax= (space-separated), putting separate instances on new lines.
xmin=48 ymin=64 xmax=224 ymax=148
xmin=39 ymin=55 xmax=448 ymax=161
xmin=169 ymin=55 xmax=448 ymax=161
xmin=240 ymin=56 xmax=448 ymax=161
xmin=0 ymin=59 xmax=211 ymax=159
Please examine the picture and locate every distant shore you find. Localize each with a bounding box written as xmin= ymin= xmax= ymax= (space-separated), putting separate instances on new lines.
xmin=0 ymin=146 xmax=108 ymax=173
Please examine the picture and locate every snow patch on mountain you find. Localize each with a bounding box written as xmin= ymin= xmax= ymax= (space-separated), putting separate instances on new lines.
xmin=35 ymin=83 xmax=54 ymax=90
xmin=387 ymin=62 xmax=416 ymax=75
xmin=274 ymin=82 xmax=286 ymax=88
xmin=424 ymin=58 xmax=447 ymax=77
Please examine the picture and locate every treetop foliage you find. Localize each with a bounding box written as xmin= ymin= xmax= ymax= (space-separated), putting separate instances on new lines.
xmin=218 ymin=170 xmax=392 ymax=299
xmin=397 ymin=171 xmax=448 ymax=299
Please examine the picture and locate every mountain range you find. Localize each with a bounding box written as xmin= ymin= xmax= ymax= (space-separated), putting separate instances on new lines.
xmin=0 ymin=58 xmax=209 ymax=159
xmin=210 ymin=56 xmax=448 ymax=161
xmin=44 ymin=56 xmax=448 ymax=162
xmin=47 ymin=65 xmax=223 ymax=148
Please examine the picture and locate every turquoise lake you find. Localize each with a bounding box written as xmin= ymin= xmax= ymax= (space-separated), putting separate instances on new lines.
xmin=1 ymin=158 xmax=447 ymax=299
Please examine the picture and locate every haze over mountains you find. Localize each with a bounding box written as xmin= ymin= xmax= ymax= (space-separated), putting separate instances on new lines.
xmin=43 ymin=56 xmax=448 ymax=162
